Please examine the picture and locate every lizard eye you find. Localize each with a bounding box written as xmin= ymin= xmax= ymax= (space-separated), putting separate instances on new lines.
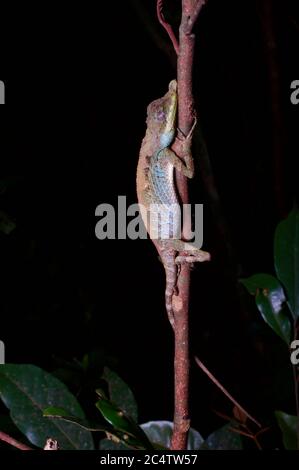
xmin=156 ymin=109 xmax=165 ymax=122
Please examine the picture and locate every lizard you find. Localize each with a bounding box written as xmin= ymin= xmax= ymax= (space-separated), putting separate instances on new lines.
xmin=136 ymin=79 xmax=211 ymax=329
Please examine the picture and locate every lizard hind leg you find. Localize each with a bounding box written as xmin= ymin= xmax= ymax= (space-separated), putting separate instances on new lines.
xmin=172 ymin=240 xmax=211 ymax=264
xmin=175 ymin=251 xmax=211 ymax=264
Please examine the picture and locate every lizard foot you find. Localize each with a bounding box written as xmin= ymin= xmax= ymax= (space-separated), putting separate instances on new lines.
xmin=175 ymin=250 xmax=211 ymax=265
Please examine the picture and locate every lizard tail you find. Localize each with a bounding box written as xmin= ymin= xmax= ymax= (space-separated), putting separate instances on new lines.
xmin=160 ymin=249 xmax=177 ymax=330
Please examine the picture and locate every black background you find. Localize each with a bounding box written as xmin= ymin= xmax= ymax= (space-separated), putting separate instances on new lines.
xmin=0 ymin=0 xmax=299 ymax=448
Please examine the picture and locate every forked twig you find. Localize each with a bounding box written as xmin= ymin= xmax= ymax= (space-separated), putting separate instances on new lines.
xmin=194 ymin=356 xmax=261 ymax=428
xmin=157 ymin=0 xmax=180 ymax=55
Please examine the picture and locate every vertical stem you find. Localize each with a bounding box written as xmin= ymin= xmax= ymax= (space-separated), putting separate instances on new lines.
xmin=171 ymin=274 xmax=190 ymax=450
xmin=171 ymin=0 xmax=206 ymax=450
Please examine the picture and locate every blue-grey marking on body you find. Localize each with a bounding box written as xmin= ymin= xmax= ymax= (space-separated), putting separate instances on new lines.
xmin=136 ymin=80 xmax=210 ymax=328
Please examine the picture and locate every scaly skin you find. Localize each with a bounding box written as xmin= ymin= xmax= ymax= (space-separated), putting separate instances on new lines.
xmin=137 ymin=80 xmax=210 ymax=328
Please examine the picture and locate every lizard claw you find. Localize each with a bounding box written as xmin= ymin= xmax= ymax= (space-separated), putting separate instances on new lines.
xmin=176 ymin=115 xmax=197 ymax=142
xmin=186 ymin=115 xmax=197 ymax=140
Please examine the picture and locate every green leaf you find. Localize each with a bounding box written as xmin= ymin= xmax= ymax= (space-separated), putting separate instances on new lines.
xmin=103 ymin=367 xmax=138 ymax=422
xmin=95 ymin=392 xmax=153 ymax=450
xmin=96 ymin=397 xmax=138 ymax=437
xmin=44 ymin=406 xmax=141 ymax=449
xmin=43 ymin=407 xmax=109 ymax=432
xmin=0 ymin=364 xmax=94 ymax=449
xmin=240 ymin=274 xmax=291 ymax=344
xmin=200 ymin=424 xmax=243 ymax=450
xmin=140 ymin=421 xmax=204 ymax=450
xmin=275 ymin=411 xmax=298 ymax=450
xmin=274 ymin=209 xmax=299 ymax=319
xmin=0 ymin=414 xmax=31 ymax=444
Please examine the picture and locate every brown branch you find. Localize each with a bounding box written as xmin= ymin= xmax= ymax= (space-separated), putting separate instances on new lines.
xmin=185 ymin=0 xmax=206 ymax=34
xmin=170 ymin=0 xmax=207 ymax=450
xmin=194 ymin=356 xmax=261 ymax=428
xmin=157 ymin=0 xmax=180 ymax=55
xmin=0 ymin=430 xmax=33 ymax=450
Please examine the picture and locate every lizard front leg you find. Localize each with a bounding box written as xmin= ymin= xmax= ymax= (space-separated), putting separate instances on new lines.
xmin=162 ymin=147 xmax=194 ymax=179
xmin=162 ymin=118 xmax=198 ymax=179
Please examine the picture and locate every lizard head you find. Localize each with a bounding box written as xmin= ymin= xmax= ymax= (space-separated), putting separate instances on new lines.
xmin=146 ymin=80 xmax=177 ymax=149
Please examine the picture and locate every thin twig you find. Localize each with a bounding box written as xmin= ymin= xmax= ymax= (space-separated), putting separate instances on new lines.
xmin=228 ymin=427 xmax=263 ymax=450
xmin=229 ymin=427 xmax=255 ymax=439
xmin=194 ymin=356 xmax=261 ymax=428
xmin=0 ymin=430 xmax=33 ymax=450
xmin=214 ymin=408 xmax=269 ymax=450
xmin=157 ymin=0 xmax=180 ymax=55
xmin=129 ymin=0 xmax=176 ymax=67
